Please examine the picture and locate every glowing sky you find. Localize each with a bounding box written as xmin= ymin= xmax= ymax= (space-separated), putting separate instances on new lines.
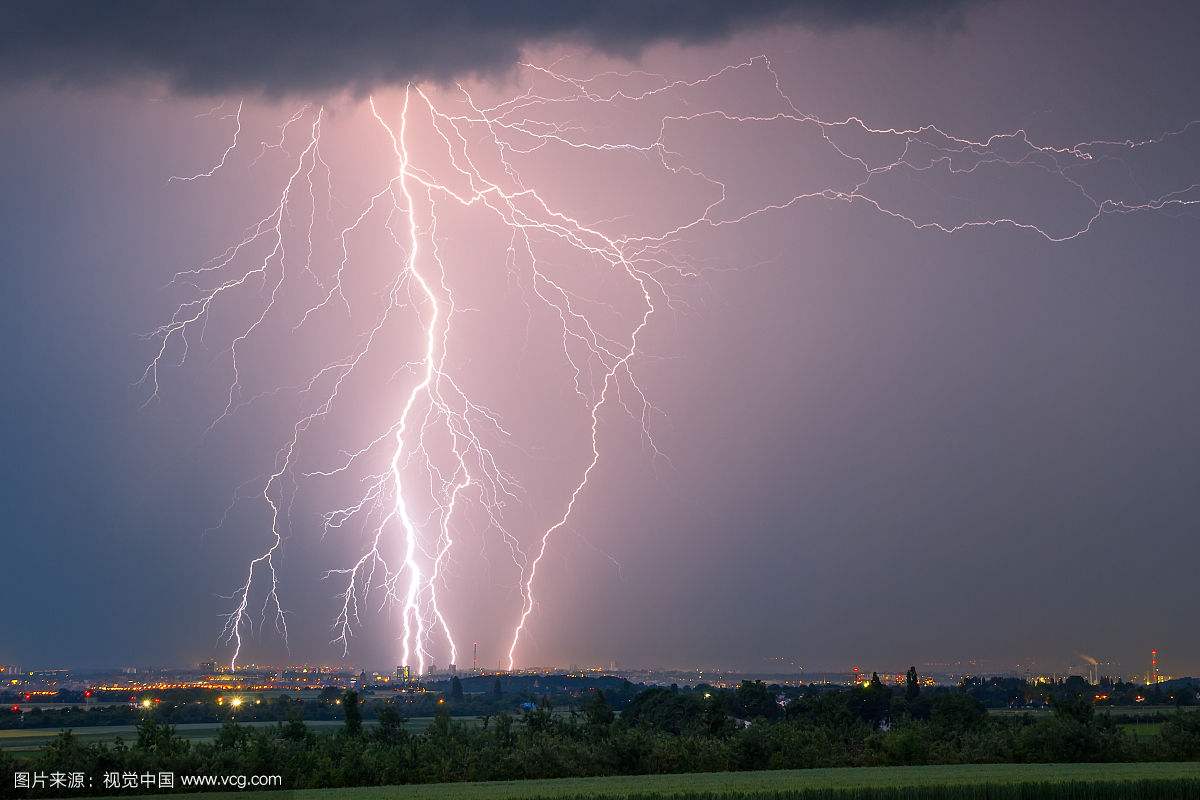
xmin=2 ymin=0 xmax=1199 ymax=677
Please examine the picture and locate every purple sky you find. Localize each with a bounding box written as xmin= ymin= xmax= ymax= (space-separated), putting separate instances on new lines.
xmin=2 ymin=1 xmax=1199 ymax=679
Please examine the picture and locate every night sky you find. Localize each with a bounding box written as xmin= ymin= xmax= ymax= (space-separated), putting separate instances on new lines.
xmin=2 ymin=0 xmax=1199 ymax=678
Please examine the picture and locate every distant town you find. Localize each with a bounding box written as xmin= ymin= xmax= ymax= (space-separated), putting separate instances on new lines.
xmin=1 ymin=647 xmax=1188 ymax=716
xmin=4 ymin=648 xmax=1199 ymax=797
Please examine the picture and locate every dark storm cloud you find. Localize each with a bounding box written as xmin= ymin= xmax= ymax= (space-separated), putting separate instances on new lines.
xmin=2 ymin=0 xmax=970 ymax=95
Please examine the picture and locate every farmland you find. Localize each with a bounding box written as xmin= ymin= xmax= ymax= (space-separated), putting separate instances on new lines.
xmin=0 ymin=717 xmax=468 ymax=755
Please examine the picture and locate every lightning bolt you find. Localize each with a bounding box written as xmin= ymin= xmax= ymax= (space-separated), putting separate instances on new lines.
xmin=144 ymin=56 xmax=1199 ymax=672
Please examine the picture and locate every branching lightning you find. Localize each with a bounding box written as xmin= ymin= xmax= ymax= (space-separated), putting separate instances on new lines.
xmin=143 ymin=56 xmax=1199 ymax=671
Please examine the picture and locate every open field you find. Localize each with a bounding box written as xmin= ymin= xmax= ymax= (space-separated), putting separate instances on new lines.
xmin=1 ymin=710 xmax=600 ymax=753
xmin=0 ymin=721 xmax=346 ymax=754
xmin=0 ymin=717 xmax=477 ymax=753
xmin=1121 ymin=721 xmax=1165 ymax=739
xmin=989 ymin=706 xmax=1179 ymax=717
xmin=99 ymin=763 xmax=1200 ymax=800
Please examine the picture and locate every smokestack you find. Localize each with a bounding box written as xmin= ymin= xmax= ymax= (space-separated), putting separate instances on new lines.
xmin=1077 ymin=653 xmax=1100 ymax=685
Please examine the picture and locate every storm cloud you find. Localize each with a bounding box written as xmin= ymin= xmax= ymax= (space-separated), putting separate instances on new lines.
xmin=3 ymin=0 xmax=971 ymax=95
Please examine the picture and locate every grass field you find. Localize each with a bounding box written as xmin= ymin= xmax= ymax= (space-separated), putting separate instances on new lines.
xmin=1120 ymin=721 xmax=1165 ymax=739
xmin=987 ymin=707 xmax=1177 ymax=740
xmin=0 ymin=717 xmax=471 ymax=754
xmin=11 ymin=709 xmax=1174 ymax=753
xmin=96 ymin=763 xmax=1200 ymax=800
xmin=989 ymin=706 xmax=1179 ymax=718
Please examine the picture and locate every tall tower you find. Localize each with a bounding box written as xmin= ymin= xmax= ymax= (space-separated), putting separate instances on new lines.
xmin=1151 ymin=649 xmax=1159 ymax=684
xmin=473 ymin=642 xmax=478 ymax=672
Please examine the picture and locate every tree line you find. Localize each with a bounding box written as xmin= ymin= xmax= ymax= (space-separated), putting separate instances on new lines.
xmin=3 ymin=671 xmax=1200 ymax=798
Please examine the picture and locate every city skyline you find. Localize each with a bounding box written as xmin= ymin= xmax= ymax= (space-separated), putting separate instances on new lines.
xmin=1 ymin=647 xmax=1191 ymax=687
xmin=1 ymin=648 xmax=1189 ymax=686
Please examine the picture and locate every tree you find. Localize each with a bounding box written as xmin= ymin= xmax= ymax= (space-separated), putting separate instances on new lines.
xmin=851 ymin=675 xmax=892 ymax=727
xmin=930 ymin=692 xmax=986 ymax=731
xmin=374 ymin=705 xmax=407 ymax=744
xmin=1161 ymin=711 xmax=1200 ymax=759
xmin=493 ymin=711 xmax=514 ymax=746
xmin=703 ymin=690 xmax=733 ymax=735
xmin=214 ymin=719 xmax=249 ymax=751
xmin=583 ymin=689 xmax=614 ymax=729
xmin=0 ymin=751 xmax=17 ymax=789
xmin=430 ymin=701 xmax=452 ymax=737
xmin=280 ymin=714 xmax=308 ymax=743
xmin=135 ymin=718 xmax=165 ymax=752
xmin=450 ymin=676 xmax=464 ymax=702
xmin=1050 ymin=693 xmax=1093 ymax=725
xmin=905 ymin=667 xmax=920 ymax=702
xmin=523 ymin=704 xmax=553 ymax=734
xmin=492 ymin=678 xmax=503 ymax=699
xmin=733 ymin=680 xmax=780 ymax=720
xmin=342 ymin=689 xmax=362 ymax=736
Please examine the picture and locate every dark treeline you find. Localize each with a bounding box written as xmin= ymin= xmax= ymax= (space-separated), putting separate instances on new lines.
xmin=958 ymin=675 xmax=1197 ymax=710
xmin=3 ymin=672 xmax=1200 ymax=798
xmin=0 ymin=676 xmax=643 ymax=730
xmin=4 ymin=673 xmax=1194 ymax=732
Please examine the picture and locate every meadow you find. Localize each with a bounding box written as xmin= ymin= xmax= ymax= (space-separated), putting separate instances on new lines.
xmin=1120 ymin=722 xmax=1165 ymax=739
xmin=988 ymin=706 xmax=1178 ymax=718
xmin=0 ymin=717 xmax=468 ymax=755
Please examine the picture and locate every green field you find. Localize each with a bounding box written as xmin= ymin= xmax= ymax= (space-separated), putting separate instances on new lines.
xmin=99 ymin=763 xmax=1200 ymax=800
xmin=1121 ymin=721 xmax=1165 ymax=739
xmin=988 ymin=707 xmax=1178 ymax=741
xmin=0 ymin=721 xmax=340 ymax=754
xmin=0 ymin=717 xmax=470 ymax=754
xmin=989 ymin=706 xmax=1178 ymax=717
